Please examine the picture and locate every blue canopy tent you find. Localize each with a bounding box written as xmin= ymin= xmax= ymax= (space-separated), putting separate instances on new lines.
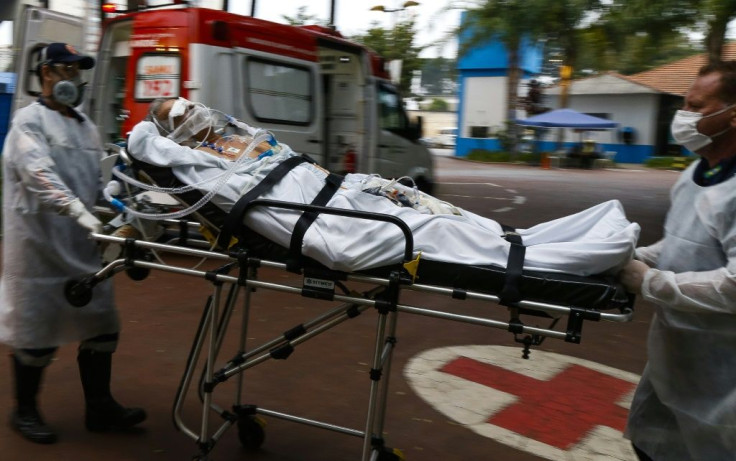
xmin=517 ymin=108 xmax=618 ymax=128
xmin=516 ymin=109 xmax=620 ymax=167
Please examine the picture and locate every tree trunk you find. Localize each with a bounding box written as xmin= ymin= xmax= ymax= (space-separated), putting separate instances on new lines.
xmin=705 ymin=15 xmax=729 ymax=64
xmin=506 ymin=46 xmax=521 ymax=155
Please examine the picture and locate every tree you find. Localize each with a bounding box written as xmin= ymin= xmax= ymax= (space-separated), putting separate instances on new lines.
xmin=536 ymin=0 xmax=602 ymax=106
xmin=428 ymin=98 xmax=450 ymax=111
xmin=281 ymin=6 xmax=328 ymax=27
xmin=351 ymin=18 xmax=424 ymax=95
xmin=702 ymin=0 xmax=736 ymax=63
xmin=459 ymin=0 xmax=538 ymax=129
xmin=458 ymin=0 xmax=600 ymax=151
xmin=420 ymin=57 xmax=458 ymax=95
xmin=601 ymin=0 xmax=735 ymax=66
xmin=575 ymin=19 xmax=698 ymax=74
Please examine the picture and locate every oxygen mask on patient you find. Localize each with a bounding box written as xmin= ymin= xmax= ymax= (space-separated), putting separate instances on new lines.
xmin=165 ymin=99 xmax=216 ymax=146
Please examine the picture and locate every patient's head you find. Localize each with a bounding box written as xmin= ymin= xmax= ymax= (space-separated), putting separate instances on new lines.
xmin=148 ymin=97 xmax=217 ymax=144
xmin=147 ymin=98 xmax=276 ymax=159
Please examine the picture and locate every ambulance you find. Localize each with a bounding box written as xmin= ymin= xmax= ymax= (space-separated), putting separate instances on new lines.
xmin=10 ymin=1 xmax=435 ymax=192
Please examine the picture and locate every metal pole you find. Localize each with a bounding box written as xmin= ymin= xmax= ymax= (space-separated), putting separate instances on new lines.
xmin=250 ymin=0 xmax=256 ymax=16
xmin=329 ymin=0 xmax=336 ymax=29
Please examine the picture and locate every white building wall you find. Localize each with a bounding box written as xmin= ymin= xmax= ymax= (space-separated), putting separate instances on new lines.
xmin=544 ymin=93 xmax=659 ymax=145
xmin=461 ymin=76 xmax=506 ymax=137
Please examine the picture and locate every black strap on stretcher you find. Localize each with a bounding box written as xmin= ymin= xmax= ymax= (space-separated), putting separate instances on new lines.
xmin=287 ymin=172 xmax=344 ymax=272
xmin=217 ymin=155 xmax=311 ymax=249
xmin=499 ymin=224 xmax=525 ymax=306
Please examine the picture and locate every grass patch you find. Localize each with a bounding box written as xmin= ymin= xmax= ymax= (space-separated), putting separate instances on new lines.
xmin=644 ymin=156 xmax=697 ymax=170
xmin=467 ymin=150 xmax=512 ymax=162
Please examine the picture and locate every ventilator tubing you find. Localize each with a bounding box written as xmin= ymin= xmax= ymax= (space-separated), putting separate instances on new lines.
xmin=103 ymin=130 xmax=275 ymax=220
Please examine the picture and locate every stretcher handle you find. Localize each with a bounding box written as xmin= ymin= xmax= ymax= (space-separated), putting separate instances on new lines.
xmin=242 ymin=199 xmax=415 ymax=263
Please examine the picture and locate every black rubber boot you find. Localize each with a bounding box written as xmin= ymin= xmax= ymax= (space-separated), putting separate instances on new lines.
xmin=77 ymin=350 xmax=146 ymax=432
xmin=10 ymin=355 xmax=57 ymax=444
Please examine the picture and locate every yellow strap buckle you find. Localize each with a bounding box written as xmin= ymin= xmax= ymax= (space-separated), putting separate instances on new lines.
xmin=200 ymin=225 xmax=238 ymax=249
xmin=403 ymin=251 xmax=421 ymax=283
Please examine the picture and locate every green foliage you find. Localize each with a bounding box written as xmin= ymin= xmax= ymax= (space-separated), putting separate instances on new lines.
xmin=644 ymin=156 xmax=697 ymax=169
xmin=457 ymin=1 xmax=605 ymax=149
xmin=595 ymin=0 xmax=734 ymax=67
xmin=492 ymin=121 xmax=518 ymax=154
xmin=420 ymin=57 xmax=457 ymax=95
xmin=427 ymin=98 xmax=449 ymax=111
xmin=702 ymin=0 xmax=736 ymax=62
xmin=466 ymin=150 xmax=539 ymax=164
xmin=350 ymin=18 xmax=424 ymax=95
xmin=458 ymin=0 xmax=540 ymax=124
xmin=467 ymin=150 xmax=512 ymax=162
xmin=457 ymin=0 xmax=732 ymax=86
xmin=281 ymin=6 xmax=329 ymax=26
xmin=576 ymin=25 xmax=698 ymax=74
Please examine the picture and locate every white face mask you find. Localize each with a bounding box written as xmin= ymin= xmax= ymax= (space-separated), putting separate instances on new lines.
xmin=671 ymin=104 xmax=735 ymax=152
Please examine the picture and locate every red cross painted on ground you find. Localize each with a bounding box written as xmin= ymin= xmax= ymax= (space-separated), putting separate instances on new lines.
xmin=440 ymin=356 xmax=635 ymax=450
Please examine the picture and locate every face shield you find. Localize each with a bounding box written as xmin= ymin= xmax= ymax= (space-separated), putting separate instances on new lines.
xmin=168 ymin=100 xmax=216 ymax=144
xmin=151 ymin=98 xmax=215 ymax=144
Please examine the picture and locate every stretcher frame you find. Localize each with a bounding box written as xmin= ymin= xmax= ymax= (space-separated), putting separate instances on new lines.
xmin=67 ymin=199 xmax=635 ymax=461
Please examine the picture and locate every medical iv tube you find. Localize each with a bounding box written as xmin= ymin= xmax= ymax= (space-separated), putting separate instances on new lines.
xmin=104 ymin=130 xmax=275 ymax=220
xmin=108 ymin=110 xmax=263 ymax=195
xmin=111 ymin=166 xmax=212 ymax=194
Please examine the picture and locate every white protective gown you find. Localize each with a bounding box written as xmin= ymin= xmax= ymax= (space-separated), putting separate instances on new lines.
xmin=128 ymin=121 xmax=640 ymax=276
xmin=626 ymin=161 xmax=736 ymax=459
xmin=0 ymin=103 xmax=118 ymax=350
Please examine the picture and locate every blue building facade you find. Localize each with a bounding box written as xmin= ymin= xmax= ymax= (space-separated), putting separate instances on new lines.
xmin=455 ymin=18 xmax=543 ymax=157
xmin=0 ymin=72 xmax=16 ymax=153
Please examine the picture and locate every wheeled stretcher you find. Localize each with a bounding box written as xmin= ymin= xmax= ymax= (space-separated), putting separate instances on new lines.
xmin=67 ymin=147 xmax=635 ymax=461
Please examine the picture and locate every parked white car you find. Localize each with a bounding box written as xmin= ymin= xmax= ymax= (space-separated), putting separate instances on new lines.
xmin=429 ymin=127 xmax=457 ymax=148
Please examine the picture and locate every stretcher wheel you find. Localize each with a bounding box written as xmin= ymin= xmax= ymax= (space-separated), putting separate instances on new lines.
xmin=237 ymin=415 xmax=266 ymax=450
xmin=64 ymin=279 xmax=93 ymax=307
xmin=125 ymin=250 xmax=153 ymax=281
xmin=377 ymin=447 xmax=406 ymax=461
xmin=126 ymin=266 xmax=150 ymax=281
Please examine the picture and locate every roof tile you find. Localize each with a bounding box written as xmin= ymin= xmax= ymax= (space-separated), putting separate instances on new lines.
xmin=625 ymin=43 xmax=736 ymax=96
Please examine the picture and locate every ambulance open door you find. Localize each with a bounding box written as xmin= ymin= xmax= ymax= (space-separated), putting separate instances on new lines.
xmin=11 ymin=4 xmax=85 ymax=115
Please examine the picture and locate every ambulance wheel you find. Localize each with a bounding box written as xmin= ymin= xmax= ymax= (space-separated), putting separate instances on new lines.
xmin=65 ymin=279 xmax=93 ymax=307
xmin=376 ymin=447 xmax=406 ymax=461
xmin=237 ymin=415 xmax=265 ymax=450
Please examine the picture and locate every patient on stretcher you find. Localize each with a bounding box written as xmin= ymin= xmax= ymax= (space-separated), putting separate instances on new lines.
xmin=124 ymin=98 xmax=640 ymax=276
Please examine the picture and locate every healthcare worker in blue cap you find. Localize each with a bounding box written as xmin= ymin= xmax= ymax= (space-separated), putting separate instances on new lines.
xmin=0 ymin=43 xmax=145 ymax=444
xmin=620 ymin=60 xmax=736 ymax=460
